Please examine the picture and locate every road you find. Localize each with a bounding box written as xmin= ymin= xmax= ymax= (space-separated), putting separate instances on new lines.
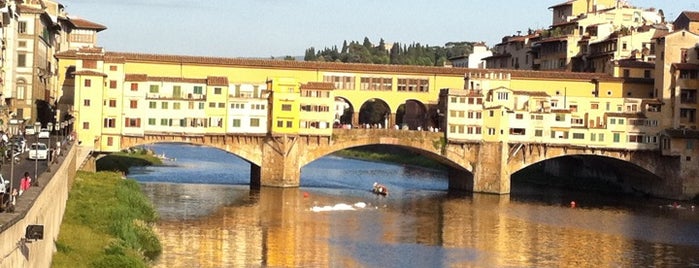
xmin=1 ymin=136 xmax=56 ymax=193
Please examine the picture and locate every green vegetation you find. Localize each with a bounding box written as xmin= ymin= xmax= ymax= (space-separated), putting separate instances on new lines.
xmin=334 ymin=145 xmax=445 ymax=171
xmin=96 ymin=147 xmax=162 ymax=175
xmin=52 ymin=171 xmax=161 ymax=268
xmin=304 ymin=37 xmax=475 ymax=66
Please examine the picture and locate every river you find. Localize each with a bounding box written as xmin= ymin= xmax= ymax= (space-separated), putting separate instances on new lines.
xmin=129 ymin=143 xmax=699 ymax=267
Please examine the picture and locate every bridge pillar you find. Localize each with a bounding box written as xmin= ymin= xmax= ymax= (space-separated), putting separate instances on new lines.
xmin=259 ymin=135 xmax=301 ymax=187
xmin=473 ymin=141 xmax=511 ymax=194
xmin=352 ymin=113 xmax=359 ymax=127
xmin=389 ymin=113 xmax=396 ymax=128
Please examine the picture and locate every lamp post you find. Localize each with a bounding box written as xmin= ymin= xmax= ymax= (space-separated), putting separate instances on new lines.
xmin=33 ymin=122 xmax=40 ymax=186
xmin=47 ymin=122 xmax=54 ymax=170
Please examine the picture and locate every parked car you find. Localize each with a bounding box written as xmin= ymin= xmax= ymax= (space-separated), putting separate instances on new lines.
xmin=38 ymin=128 xmax=50 ymax=139
xmin=28 ymin=143 xmax=48 ymax=160
xmin=24 ymin=125 xmax=36 ymax=136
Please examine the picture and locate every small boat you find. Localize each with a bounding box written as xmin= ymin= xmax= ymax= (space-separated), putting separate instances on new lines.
xmin=372 ymin=182 xmax=388 ymax=196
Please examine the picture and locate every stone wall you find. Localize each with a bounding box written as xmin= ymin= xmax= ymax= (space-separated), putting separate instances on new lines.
xmin=0 ymin=145 xmax=78 ymax=268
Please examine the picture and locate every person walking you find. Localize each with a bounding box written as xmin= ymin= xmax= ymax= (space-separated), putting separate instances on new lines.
xmin=19 ymin=172 xmax=31 ymax=196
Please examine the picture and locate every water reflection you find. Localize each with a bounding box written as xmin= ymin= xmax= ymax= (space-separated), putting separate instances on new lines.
xmin=131 ymin=144 xmax=699 ymax=267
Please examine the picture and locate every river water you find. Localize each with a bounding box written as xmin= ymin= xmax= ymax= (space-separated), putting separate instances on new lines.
xmin=129 ymin=143 xmax=699 ymax=268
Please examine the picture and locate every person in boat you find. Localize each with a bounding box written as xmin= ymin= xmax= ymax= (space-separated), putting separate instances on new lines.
xmin=373 ymin=182 xmax=388 ymax=195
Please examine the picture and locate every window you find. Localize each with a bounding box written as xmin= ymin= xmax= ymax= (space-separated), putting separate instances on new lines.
xmin=218 ymin=103 xmax=225 ymax=108
xmin=173 ymin=102 xmax=181 ymax=110
xmin=497 ymin=92 xmax=509 ymax=100
xmin=109 ymin=99 xmax=117 ymax=107
xmin=173 ymin=86 xmax=182 ymax=98
xmin=82 ymin=122 xmax=89 ymax=129
xmin=103 ymin=118 xmax=116 ymax=128
xmin=109 ymin=80 xmax=117 ymax=89
xmin=688 ymin=140 xmax=695 ymax=150
xmin=214 ymin=87 xmax=222 ymax=94
xmin=572 ymin=133 xmax=585 ymax=139
xmin=232 ymin=119 xmax=241 ymax=127
xmin=84 ymin=99 xmax=91 ymax=106
xmin=591 ymin=103 xmax=599 ymax=109
xmin=18 ymin=21 xmax=27 ymax=33
xmin=160 ymin=119 xmax=170 ymax=126
xmin=286 ymin=121 xmax=293 ymax=128
xmin=125 ymin=118 xmax=141 ymax=127
xmin=644 ymin=70 xmax=651 ymax=78
xmin=282 ymin=104 xmax=292 ymax=111
xmin=209 ymin=102 xmax=216 ymax=108
xmin=277 ymin=120 xmax=283 ymax=128
xmin=107 ymin=137 xmax=113 ymax=146
xmin=110 ymin=65 xmax=117 ymax=71
xmin=161 ymin=102 xmax=169 ymax=109
xmin=84 ymin=79 xmax=92 ymax=87
xmin=150 ymin=85 xmax=159 ymax=93
xmin=250 ymin=118 xmax=260 ymax=127
xmin=199 ymin=103 xmax=205 ymax=109
xmin=130 ymin=83 xmax=138 ymax=91
xmin=623 ymin=69 xmax=630 ymax=78
xmin=148 ymin=118 xmax=156 ymax=125
xmin=17 ymin=54 xmax=26 ymax=67
xmin=193 ymin=86 xmax=203 ymax=94
xmin=613 ymin=133 xmax=621 ymax=143
xmin=535 ymin=129 xmax=543 ymax=137
xmin=488 ymin=128 xmax=496 ymax=135
xmin=82 ymin=60 xmax=97 ymax=69
xmin=149 ymin=102 xmax=156 ymax=109
xmin=130 ymin=100 xmax=138 ymax=109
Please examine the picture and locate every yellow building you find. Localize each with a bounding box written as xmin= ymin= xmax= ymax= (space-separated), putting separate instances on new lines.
xmin=267 ymin=78 xmax=301 ymax=136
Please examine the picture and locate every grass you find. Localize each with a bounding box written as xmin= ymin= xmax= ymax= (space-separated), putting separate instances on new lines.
xmin=52 ymin=170 xmax=161 ymax=268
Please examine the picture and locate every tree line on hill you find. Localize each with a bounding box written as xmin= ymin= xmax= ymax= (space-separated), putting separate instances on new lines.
xmin=302 ymin=37 xmax=475 ymax=66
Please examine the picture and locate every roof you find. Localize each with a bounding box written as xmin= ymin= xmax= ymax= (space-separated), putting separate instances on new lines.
xmin=549 ymin=0 xmax=574 ymax=9
xmin=672 ymin=63 xmax=699 ymax=71
xmin=300 ymin=82 xmax=335 ymax=90
xmin=679 ymin=11 xmax=699 ymax=22
xmin=663 ymin=128 xmax=699 ymax=139
xmin=512 ymin=90 xmax=550 ymax=97
xmin=207 ymin=76 xmax=229 ymax=86
xmin=72 ymin=70 xmax=107 ymax=77
xmin=605 ymin=112 xmax=646 ymax=118
xmin=65 ymin=16 xmax=107 ymax=31
xmin=55 ymin=49 xmax=621 ymax=82
xmin=616 ymin=59 xmax=654 ymax=69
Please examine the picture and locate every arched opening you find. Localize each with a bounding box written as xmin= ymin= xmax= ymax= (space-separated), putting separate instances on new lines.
xmin=512 ymin=155 xmax=662 ymax=196
xmin=333 ymin=97 xmax=354 ymax=127
xmin=396 ymin=99 xmax=428 ymax=130
xmin=358 ymin=98 xmax=390 ymax=128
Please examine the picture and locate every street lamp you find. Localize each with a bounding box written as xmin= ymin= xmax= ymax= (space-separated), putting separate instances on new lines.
xmin=33 ymin=122 xmax=41 ymax=186
xmin=47 ymin=122 xmax=54 ymax=169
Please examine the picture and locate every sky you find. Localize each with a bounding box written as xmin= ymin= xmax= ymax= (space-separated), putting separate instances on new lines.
xmin=59 ymin=0 xmax=699 ymax=58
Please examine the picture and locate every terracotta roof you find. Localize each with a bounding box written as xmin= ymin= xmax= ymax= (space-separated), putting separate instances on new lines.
xmin=605 ymin=112 xmax=646 ymax=118
xmin=512 ymin=90 xmax=550 ymax=97
xmin=17 ymin=5 xmax=44 ymax=14
xmin=72 ymin=70 xmax=107 ymax=77
xmin=663 ymin=128 xmax=699 ymax=139
xmin=672 ymin=63 xmax=699 ymax=71
xmin=55 ymin=49 xmax=620 ymax=82
xmin=482 ymin=53 xmax=511 ymax=60
xmin=65 ymin=16 xmax=107 ymax=31
xmin=207 ymin=76 xmax=229 ymax=86
xmin=551 ymin=109 xmax=571 ymax=113
xmin=147 ymin=76 xmax=207 ymax=84
xmin=641 ymin=99 xmax=663 ymax=105
xmin=124 ymin=74 xmax=148 ymax=82
xmin=680 ymin=11 xmax=699 ymax=22
xmin=300 ymin=82 xmax=334 ymax=90
xmin=536 ymin=36 xmax=568 ymax=44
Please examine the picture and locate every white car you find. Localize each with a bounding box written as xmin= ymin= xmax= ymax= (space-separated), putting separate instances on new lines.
xmin=38 ymin=128 xmax=50 ymax=139
xmin=28 ymin=143 xmax=48 ymax=160
xmin=0 ymin=175 xmax=7 ymax=194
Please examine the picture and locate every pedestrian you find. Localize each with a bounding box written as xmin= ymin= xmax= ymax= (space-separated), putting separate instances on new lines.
xmin=19 ymin=172 xmax=31 ymax=195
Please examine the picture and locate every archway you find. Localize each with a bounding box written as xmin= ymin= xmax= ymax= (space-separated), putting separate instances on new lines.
xmin=396 ymin=99 xmax=428 ymax=130
xmin=333 ymin=97 xmax=354 ymax=127
xmin=512 ymin=155 xmax=663 ymax=196
xmin=358 ymin=98 xmax=390 ymax=128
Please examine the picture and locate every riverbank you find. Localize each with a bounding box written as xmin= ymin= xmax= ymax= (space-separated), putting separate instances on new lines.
xmin=333 ymin=145 xmax=445 ymax=171
xmin=52 ymin=149 xmax=163 ymax=267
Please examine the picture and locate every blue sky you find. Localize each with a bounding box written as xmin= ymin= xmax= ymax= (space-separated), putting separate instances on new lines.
xmin=60 ymin=0 xmax=698 ymax=58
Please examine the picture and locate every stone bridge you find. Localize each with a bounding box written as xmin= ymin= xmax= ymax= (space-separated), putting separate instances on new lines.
xmin=120 ymin=129 xmax=688 ymax=199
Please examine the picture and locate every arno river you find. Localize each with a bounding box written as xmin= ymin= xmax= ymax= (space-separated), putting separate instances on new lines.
xmin=129 ymin=143 xmax=699 ymax=267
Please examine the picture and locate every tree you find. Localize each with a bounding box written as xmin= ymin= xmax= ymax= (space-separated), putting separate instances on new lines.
xmin=304 ymin=47 xmax=316 ymax=61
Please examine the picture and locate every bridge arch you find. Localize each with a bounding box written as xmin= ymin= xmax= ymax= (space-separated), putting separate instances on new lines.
xmin=334 ymin=97 xmax=354 ymax=126
xmin=507 ymin=143 xmax=678 ymax=196
xmin=396 ymin=99 xmax=429 ymax=130
xmin=120 ymin=135 xmax=264 ymax=166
